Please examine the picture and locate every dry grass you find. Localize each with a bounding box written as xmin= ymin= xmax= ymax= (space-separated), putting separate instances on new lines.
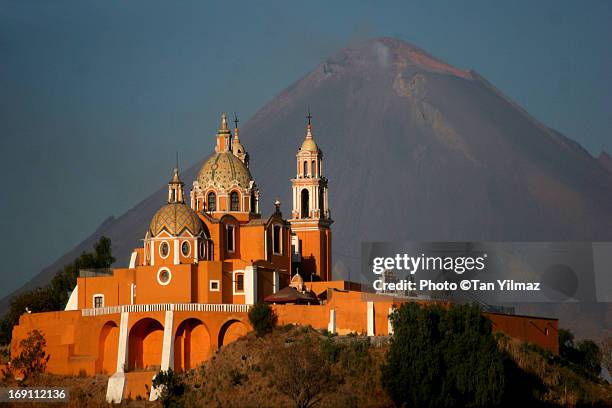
xmin=498 ymin=336 xmax=612 ymax=406
xmin=178 ymin=326 xmax=393 ymax=408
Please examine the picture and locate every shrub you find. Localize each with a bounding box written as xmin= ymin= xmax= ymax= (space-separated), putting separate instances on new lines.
xmin=11 ymin=329 xmax=50 ymax=379
xmin=152 ymin=369 xmax=185 ymax=408
xmin=381 ymin=303 xmax=506 ymax=407
xmin=559 ymin=328 xmax=602 ymax=379
xmin=267 ymin=333 xmax=337 ymax=408
xmin=248 ymin=302 xmax=277 ymax=337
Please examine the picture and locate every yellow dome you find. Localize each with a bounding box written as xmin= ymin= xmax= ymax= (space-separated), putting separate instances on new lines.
xmin=149 ymin=203 xmax=203 ymax=236
xmin=299 ymin=125 xmax=319 ymax=152
xmin=197 ymin=151 xmax=253 ymax=190
xmin=300 ymin=138 xmax=319 ymax=152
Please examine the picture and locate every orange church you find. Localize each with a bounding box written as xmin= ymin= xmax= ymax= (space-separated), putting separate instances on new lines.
xmin=10 ymin=113 xmax=558 ymax=402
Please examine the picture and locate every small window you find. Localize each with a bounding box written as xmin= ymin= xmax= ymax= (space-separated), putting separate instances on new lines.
xmin=236 ymin=273 xmax=244 ymax=292
xmin=230 ymin=191 xmax=240 ymax=211
xmin=273 ymin=225 xmax=282 ymax=255
xmin=303 ymin=161 xmax=308 ymax=177
xmin=93 ymin=295 xmax=104 ymax=308
xmin=311 ymin=160 xmax=315 ymax=177
xmin=210 ymin=280 xmax=220 ymax=292
xmin=181 ymin=241 xmax=190 ymax=257
xmin=226 ymin=225 xmax=235 ymax=252
xmin=207 ymin=192 xmax=216 ymax=211
xmin=159 ymin=241 xmax=170 ymax=258
xmin=157 ymin=268 xmax=172 ymax=285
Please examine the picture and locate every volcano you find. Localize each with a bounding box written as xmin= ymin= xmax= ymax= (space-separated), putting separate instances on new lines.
xmin=4 ymin=38 xmax=612 ymax=338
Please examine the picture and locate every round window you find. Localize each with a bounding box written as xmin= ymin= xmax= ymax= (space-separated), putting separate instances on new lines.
xmin=157 ymin=268 xmax=171 ymax=285
xmin=181 ymin=241 xmax=190 ymax=257
xmin=159 ymin=241 xmax=169 ymax=258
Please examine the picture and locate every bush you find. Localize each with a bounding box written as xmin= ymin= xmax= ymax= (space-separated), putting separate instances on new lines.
xmin=11 ymin=330 xmax=50 ymax=380
xmin=152 ymin=369 xmax=185 ymax=408
xmin=559 ymin=328 xmax=602 ymax=379
xmin=267 ymin=333 xmax=337 ymax=408
xmin=248 ymin=302 xmax=277 ymax=337
xmin=381 ymin=303 xmax=506 ymax=407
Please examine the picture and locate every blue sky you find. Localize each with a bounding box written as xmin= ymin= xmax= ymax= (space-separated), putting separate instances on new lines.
xmin=0 ymin=0 xmax=610 ymax=297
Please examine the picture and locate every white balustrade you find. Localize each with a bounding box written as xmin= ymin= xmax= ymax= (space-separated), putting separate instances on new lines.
xmin=82 ymin=302 xmax=250 ymax=317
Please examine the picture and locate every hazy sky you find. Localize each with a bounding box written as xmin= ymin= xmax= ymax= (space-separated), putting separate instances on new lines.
xmin=0 ymin=0 xmax=610 ymax=298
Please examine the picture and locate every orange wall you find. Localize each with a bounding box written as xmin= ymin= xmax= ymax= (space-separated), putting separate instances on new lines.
xmin=486 ymin=312 xmax=559 ymax=354
xmin=295 ymin=228 xmax=331 ymax=280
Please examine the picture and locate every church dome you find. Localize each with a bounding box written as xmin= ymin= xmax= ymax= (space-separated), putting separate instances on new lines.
xmin=300 ymin=138 xmax=318 ymax=152
xmin=299 ymin=124 xmax=319 ymax=152
xmin=197 ymin=151 xmax=253 ymax=191
xmin=149 ymin=202 xmax=203 ymax=236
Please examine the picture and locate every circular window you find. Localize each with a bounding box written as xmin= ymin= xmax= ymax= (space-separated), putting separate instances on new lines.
xmin=157 ymin=268 xmax=172 ymax=286
xmin=181 ymin=241 xmax=191 ymax=257
xmin=159 ymin=241 xmax=170 ymax=259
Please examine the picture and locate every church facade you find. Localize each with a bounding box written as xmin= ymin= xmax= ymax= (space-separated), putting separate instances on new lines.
xmin=10 ymin=114 xmax=559 ymax=402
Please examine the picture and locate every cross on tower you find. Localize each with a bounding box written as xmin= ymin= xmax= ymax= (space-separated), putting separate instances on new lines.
xmin=306 ymin=109 xmax=312 ymax=126
xmin=234 ymin=113 xmax=239 ymax=129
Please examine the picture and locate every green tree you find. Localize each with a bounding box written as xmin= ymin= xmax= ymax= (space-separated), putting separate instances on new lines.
xmin=12 ymin=329 xmax=50 ymax=379
xmin=558 ymin=328 xmax=602 ymax=378
xmin=0 ymin=237 xmax=115 ymax=345
xmin=248 ymin=302 xmax=277 ymax=337
xmin=576 ymin=340 xmax=601 ymax=377
xmin=267 ymin=333 xmax=337 ymax=408
xmin=559 ymin=328 xmax=577 ymax=360
xmin=381 ymin=303 xmax=506 ymax=407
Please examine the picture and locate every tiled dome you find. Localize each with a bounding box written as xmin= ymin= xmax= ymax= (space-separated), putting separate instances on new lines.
xmin=149 ymin=203 xmax=203 ymax=236
xmin=197 ymin=151 xmax=252 ymax=191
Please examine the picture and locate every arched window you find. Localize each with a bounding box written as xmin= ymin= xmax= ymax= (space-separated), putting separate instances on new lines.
xmin=303 ymin=161 xmax=308 ymax=177
xmin=207 ymin=192 xmax=216 ymax=212
xmin=311 ymin=160 xmax=316 ymax=177
xmin=250 ymin=193 xmax=257 ymax=214
xmin=301 ymin=189 xmax=309 ymax=218
xmin=230 ymin=191 xmax=240 ymax=211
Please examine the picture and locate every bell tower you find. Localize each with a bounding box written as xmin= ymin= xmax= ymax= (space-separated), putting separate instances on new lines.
xmin=289 ymin=112 xmax=333 ymax=281
xmin=168 ymin=166 xmax=184 ymax=204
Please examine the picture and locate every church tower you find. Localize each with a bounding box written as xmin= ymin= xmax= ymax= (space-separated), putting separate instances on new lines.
xmin=289 ymin=112 xmax=333 ymax=281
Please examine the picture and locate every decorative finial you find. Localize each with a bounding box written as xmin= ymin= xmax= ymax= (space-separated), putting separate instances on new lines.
xmin=234 ymin=112 xmax=239 ymax=129
xmin=274 ymin=199 xmax=281 ymax=213
xmin=220 ymin=113 xmax=229 ymax=131
xmin=306 ymin=108 xmax=312 ymax=126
